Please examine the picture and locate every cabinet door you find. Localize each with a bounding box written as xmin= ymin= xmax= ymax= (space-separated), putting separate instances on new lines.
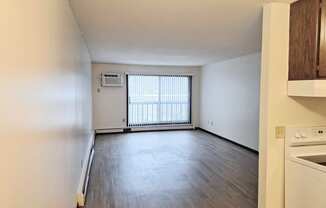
xmin=289 ymin=0 xmax=320 ymax=80
xmin=318 ymin=1 xmax=326 ymax=78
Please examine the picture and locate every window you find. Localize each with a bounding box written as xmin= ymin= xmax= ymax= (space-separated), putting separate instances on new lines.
xmin=127 ymin=75 xmax=192 ymax=126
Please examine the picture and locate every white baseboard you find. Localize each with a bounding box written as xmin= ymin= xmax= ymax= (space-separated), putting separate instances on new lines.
xmin=76 ymin=132 xmax=95 ymax=207
xmin=95 ymin=128 xmax=124 ymax=134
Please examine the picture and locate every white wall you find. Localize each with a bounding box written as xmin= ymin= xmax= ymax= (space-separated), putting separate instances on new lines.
xmin=0 ymin=1 xmax=92 ymax=208
xmin=199 ymin=53 xmax=261 ymax=151
xmin=259 ymin=3 xmax=326 ymax=208
xmin=92 ymin=63 xmax=201 ymax=130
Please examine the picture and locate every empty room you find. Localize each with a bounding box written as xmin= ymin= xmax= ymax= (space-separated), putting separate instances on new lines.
xmin=3 ymin=0 xmax=326 ymax=208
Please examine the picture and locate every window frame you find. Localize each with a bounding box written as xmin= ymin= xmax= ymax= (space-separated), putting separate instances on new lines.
xmin=126 ymin=74 xmax=192 ymax=127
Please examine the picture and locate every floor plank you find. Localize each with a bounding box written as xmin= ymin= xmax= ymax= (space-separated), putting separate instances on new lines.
xmin=86 ymin=130 xmax=258 ymax=208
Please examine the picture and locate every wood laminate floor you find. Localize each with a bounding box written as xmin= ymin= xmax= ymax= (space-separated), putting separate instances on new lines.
xmin=86 ymin=130 xmax=258 ymax=208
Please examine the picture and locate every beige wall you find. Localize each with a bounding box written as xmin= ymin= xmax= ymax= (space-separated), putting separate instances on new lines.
xmin=0 ymin=1 xmax=92 ymax=208
xmin=200 ymin=53 xmax=261 ymax=151
xmin=259 ymin=2 xmax=326 ymax=208
xmin=92 ymin=63 xmax=201 ymax=130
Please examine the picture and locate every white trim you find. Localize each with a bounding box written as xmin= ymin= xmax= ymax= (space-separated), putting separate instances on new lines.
xmin=263 ymin=0 xmax=294 ymax=4
xmin=76 ymin=132 xmax=95 ymax=207
xmin=288 ymin=80 xmax=326 ymax=97
xmin=96 ymin=128 xmax=124 ymax=134
xmin=125 ymin=72 xmax=194 ymax=76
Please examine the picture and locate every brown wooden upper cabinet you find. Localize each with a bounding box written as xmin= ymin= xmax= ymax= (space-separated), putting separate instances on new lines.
xmin=289 ymin=0 xmax=326 ymax=80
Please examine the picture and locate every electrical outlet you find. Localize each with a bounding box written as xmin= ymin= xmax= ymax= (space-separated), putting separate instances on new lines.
xmin=275 ymin=126 xmax=285 ymax=139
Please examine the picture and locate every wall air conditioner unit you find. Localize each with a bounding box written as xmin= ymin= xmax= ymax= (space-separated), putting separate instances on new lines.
xmin=101 ymin=73 xmax=124 ymax=87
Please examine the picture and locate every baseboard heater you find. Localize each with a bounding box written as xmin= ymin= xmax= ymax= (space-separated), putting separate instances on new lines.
xmin=95 ymin=124 xmax=195 ymax=134
xmin=77 ymin=137 xmax=95 ymax=208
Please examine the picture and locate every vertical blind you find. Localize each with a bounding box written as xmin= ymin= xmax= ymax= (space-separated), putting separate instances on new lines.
xmin=127 ymin=75 xmax=191 ymax=126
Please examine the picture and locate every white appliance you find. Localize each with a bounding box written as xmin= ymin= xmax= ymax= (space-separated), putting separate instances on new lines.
xmin=285 ymin=126 xmax=326 ymax=208
xmin=101 ymin=73 xmax=124 ymax=87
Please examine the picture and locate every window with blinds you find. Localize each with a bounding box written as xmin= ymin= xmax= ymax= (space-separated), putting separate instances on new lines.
xmin=127 ymin=75 xmax=192 ymax=126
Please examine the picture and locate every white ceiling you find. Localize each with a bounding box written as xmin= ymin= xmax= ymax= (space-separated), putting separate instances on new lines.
xmin=70 ymin=0 xmax=263 ymax=66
